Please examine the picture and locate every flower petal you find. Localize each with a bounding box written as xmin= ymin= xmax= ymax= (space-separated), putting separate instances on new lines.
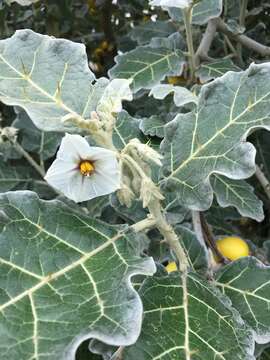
xmin=57 ymin=133 xmax=93 ymax=162
xmin=45 ymin=134 xmax=121 ymax=202
xmin=44 ymin=158 xmax=79 ymax=198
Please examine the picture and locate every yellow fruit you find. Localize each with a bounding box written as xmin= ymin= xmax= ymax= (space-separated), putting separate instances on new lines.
xmin=100 ymin=40 xmax=109 ymax=50
xmin=216 ymin=236 xmax=250 ymax=261
xmin=166 ymin=261 xmax=178 ymax=273
xmin=167 ymin=76 xmax=180 ymax=85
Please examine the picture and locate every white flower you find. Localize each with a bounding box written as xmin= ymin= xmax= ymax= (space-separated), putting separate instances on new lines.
xmin=45 ymin=134 xmax=121 ymax=202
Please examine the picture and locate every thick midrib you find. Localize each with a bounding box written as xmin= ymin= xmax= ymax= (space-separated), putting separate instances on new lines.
xmin=0 ymin=52 xmax=84 ymax=121
xmin=167 ymin=86 xmax=270 ymax=180
xmin=0 ymin=231 xmax=122 ymax=312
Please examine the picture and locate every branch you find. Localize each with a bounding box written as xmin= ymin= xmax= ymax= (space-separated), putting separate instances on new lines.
xmin=12 ymin=141 xmax=45 ymax=178
xmin=131 ymin=217 xmax=156 ymax=233
xmin=183 ymin=6 xmax=196 ymax=81
xmin=195 ymin=18 xmax=218 ymax=66
xmin=216 ymin=18 xmax=270 ymax=57
xmin=148 ymin=200 xmax=189 ymax=272
xmin=255 ymin=165 xmax=270 ymax=201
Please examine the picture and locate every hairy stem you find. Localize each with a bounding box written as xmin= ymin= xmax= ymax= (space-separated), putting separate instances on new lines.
xmin=183 ymin=6 xmax=196 ymax=81
xmin=122 ymin=153 xmax=189 ymax=271
xmin=12 ymin=141 xmax=46 ymax=178
xmin=131 ymin=217 xmax=156 ymax=233
xmin=148 ymin=200 xmax=189 ymax=272
xmin=255 ymin=165 xmax=270 ymax=201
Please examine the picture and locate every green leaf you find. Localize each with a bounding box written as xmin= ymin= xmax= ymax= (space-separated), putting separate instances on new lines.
xmin=149 ymin=84 xmax=198 ymax=107
xmin=215 ymin=257 xmax=270 ymax=343
xmin=109 ymin=45 xmax=185 ymax=93
xmin=206 ymin=201 xmax=241 ymax=235
xmin=13 ymin=109 xmax=62 ymax=160
xmin=0 ymin=159 xmax=32 ymax=191
xmin=196 ymin=59 xmax=241 ymax=83
xmin=211 ymin=175 xmax=264 ymax=222
xmin=161 ymin=63 xmax=270 ymax=211
xmin=139 ymin=114 xmax=166 ymax=138
xmin=150 ymin=0 xmax=192 ymax=9
xmin=124 ymin=271 xmax=254 ymax=359
xmin=258 ymin=346 xmax=270 ymax=360
xmin=6 ymin=0 xmax=39 ymax=5
xmin=0 ymin=191 xmax=156 ymax=359
xmin=0 ymin=30 xmax=124 ymax=132
xmin=113 ymin=110 xmax=146 ymax=150
xmin=176 ymin=225 xmax=208 ymax=271
xmin=168 ymin=0 xmax=223 ymax=25
xmin=130 ymin=20 xmax=176 ymax=45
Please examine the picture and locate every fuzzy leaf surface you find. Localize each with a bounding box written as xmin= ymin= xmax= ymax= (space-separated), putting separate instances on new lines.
xmin=109 ymin=46 xmax=184 ymax=93
xmin=196 ymin=59 xmax=241 ymax=83
xmin=161 ymin=63 xmax=270 ymax=211
xmin=215 ymin=257 xmax=270 ymax=343
xmin=0 ymin=30 xmax=125 ymax=132
xmin=0 ymin=191 xmax=156 ymax=360
xmin=124 ymin=271 xmax=254 ymax=359
xmin=168 ymin=0 xmax=223 ymax=25
xmin=211 ymin=175 xmax=264 ymax=221
xmin=130 ymin=21 xmax=176 ymax=45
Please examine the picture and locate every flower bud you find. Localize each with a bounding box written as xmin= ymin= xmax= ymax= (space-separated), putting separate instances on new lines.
xmin=128 ymin=138 xmax=162 ymax=166
xmin=140 ymin=177 xmax=164 ymax=208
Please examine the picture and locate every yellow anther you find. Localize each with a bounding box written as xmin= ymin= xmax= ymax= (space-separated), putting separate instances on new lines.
xmin=79 ymin=160 xmax=95 ymax=176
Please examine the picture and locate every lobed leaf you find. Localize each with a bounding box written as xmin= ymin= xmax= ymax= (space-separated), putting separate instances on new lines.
xmin=215 ymin=257 xmax=270 ymax=343
xmin=196 ymin=59 xmax=241 ymax=83
xmin=0 ymin=191 xmax=156 ymax=359
xmin=124 ymin=271 xmax=254 ymax=359
xmin=211 ymin=175 xmax=264 ymax=222
xmin=161 ymin=63 xmax=270 ymax=211
xmin=0 ymin=30 xmax=130 ymax=133
xmin=149 ymin=84 xmax=198 ymax=107
xmin=109 ymin=45 xmax=185 ymax=93
xmin=167 ymin=0 xmax=223 ymax=25
xmin=130 ymin=21 xmax=176 ymax=45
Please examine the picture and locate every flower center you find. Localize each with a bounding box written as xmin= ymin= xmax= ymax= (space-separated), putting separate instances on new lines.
xmin=79 ymin=160 xmax=95 ymax=176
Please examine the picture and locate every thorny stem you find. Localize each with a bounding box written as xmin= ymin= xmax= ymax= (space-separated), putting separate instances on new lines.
xmin=148 ymin=199 xmax=189 ymax=272
xmin=131 ymin=217 xmax=156 ymax=233
xmin=255 ymin=165 xmax=270 ymax=202
xmin=121 ymin=153 xmax=148 ymax=180
xmin=12 ymin=140 xmax=46 ymax=178
xmin=183 ymin=6 xmax=196 ymax=81
xmin=122 ymin=152 xmax=189 ymax=272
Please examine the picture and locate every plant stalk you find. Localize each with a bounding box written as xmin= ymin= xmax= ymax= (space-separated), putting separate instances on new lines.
xmin=148 ymin=200 xmax=189 ymax=272
xmin=183 ymin=6 xmax=196 ymax=81
xmin=237 ymin=0 xmax=248 ymax=64
xmin=12 ymin=141 xmax=46 ymax=178
xmin=255 ymin=165 xmax=270 ymax=202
